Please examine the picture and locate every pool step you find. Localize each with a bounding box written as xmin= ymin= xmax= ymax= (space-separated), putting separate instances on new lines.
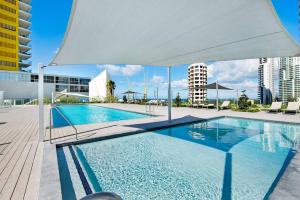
xmin=57 ymin=146 xmax=87 ymax=199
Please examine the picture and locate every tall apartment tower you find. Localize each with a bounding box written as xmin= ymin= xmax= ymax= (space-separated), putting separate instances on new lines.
xmin=188 ymin=63 xmax=207 ymax=103
xmin=0 ymin=0 xmax=31 ymax=71
xmin=279 ymin=57 xmax=300 ymax=103
xmin=257 ymin=58 xmax=275 ymax=104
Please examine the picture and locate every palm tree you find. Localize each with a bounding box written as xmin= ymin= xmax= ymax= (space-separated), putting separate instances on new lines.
xmin=106 ymin=80 xmax=116 ymax=97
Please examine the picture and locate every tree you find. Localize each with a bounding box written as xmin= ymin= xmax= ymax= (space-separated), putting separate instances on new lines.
xmin=106 ymin=80 xmax=116 ymax=97
xmin=123 ymin=95 xmax=127 ymax=103
xmin=175 ymin=92 xmax=181 ymax=107
xmin=287 ymin=96 xmax=297 ymax=102
xmin=238 ymin=91 xmax=250 ymax=110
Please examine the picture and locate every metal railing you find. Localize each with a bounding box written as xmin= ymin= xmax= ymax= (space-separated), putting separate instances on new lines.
xmin=145 ymin=103 xmax=154 ymax=115
xmin=49 ymin=105 xmax=78 ymax=143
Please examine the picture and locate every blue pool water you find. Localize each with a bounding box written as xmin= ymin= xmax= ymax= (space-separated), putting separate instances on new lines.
xmin=52 ymin=105 xmax=149 ymax=127
xmin=57 ymin=117 xmax=300 ymax=200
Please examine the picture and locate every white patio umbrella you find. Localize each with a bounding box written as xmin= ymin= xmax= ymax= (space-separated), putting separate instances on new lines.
xmin=38 ymin=0 xmax=300 ymax=141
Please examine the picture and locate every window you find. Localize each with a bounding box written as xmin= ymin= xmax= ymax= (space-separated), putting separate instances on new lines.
xmin=0 ymin=13 xmax=16 ymax=23
xmin=0 ymin=41 xmax=15 ymax=49
xmin=4 ymin=0 xmax=17 ymax=5
xmin=55 ymin=85 xmax=68 ymax=92
xmin=80 ymin=86 xmax=89 ymax=92
xmin=70 ymin=85 xmax=79 ymax=92
xmin=0 ymin=4 xmax=16 ymax=14
xmin=44 ymin=75 xmax=54 ymax=83
xmin=56 ymin=76 xmax=69 ymax=84
xmin=30 ymin=74 xmax=38 ymax=82
xmin=0 ymin=60 xmax=16 ymax=67
xmin=0 ymin=31 xmax=16 ymax=40
xmin=70 ymin=77 xmax=79 ymax=84
xmin=80 ymin=78 xmax=90 ymax=85
xmin=0 ymin=50 xmax=16 ymax=58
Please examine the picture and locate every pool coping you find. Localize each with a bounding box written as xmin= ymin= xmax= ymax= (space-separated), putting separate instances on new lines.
xmin=48 ymin=114 xmax=300 ymax=200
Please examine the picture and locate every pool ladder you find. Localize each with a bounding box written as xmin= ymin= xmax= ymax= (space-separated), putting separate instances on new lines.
xmin=49 ymin=105 xmax=78 ymax=143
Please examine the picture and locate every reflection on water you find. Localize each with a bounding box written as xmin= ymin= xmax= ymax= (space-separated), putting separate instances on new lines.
xmin=159 ymin=118 xmax=300 ymax=153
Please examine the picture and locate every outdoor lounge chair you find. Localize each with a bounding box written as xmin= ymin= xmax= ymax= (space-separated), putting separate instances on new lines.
xmin=203 ymin=104 xmax=215 ymax=109
xmin=192 ymin=103 xmax=199 ymax=108
xmin=198 ymin=103 xmax=205 ymax=108
xmin=283 ymin=102 xmax=300 ymax=114
xmin=268 ymin=102 xmax=282 ymax=112
xmin=220 ymin=101 xmax=231 ymax=109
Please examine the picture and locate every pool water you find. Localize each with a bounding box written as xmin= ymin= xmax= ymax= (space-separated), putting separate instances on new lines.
xmin=52 ymin=105 xmax=149 ymax=127
xmin=57 ymin=117 xmax=300 ymax=200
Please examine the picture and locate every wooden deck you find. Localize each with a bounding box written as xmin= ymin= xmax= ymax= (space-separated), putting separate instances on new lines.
xmin=0 ymin=106 xmax=44 ymax=200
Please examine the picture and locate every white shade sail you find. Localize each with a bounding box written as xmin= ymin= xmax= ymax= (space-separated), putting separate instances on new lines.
xmin=51 ymin=0 xmax=300 ymax=66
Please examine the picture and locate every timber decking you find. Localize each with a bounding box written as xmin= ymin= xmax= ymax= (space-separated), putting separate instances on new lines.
xmin=0 ymin=106 xmax=43 ymax=200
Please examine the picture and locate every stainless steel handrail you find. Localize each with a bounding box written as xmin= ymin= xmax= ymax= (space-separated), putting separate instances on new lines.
xmin=50 ymin=106 xmax=78 ymax=141
xmin=49 ymin=107 xmax=52 ymax=143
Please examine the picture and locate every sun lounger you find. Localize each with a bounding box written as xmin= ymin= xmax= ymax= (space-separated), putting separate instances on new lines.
xmin=198 ymin=103 xmax=205 ymax=108
xmin=192 ymin=103 xmax=199 ymax=108
xmin=268 ymin=102 xmax=282 ymax=112
xmin=283 ymin=102 xmax=300 ymax=114
xmin=203 ymin=104 xmax=215 ymax=108
xmin=220 ymin=101 xmax=230 ymax=109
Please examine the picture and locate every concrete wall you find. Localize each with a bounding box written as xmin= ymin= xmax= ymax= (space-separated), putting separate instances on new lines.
xmin=0 ymin=80 xmax=55 ymax=99
xmin=89 ymin=70 xmax=110 ymax=100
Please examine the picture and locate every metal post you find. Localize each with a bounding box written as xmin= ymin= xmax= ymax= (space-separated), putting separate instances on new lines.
xmin=236 ymin=88 xmax=239 ymax=108
xmin=38 ymin=63 xmax=46 ymax=142
xmin=216 ymin=81 xmax=219 ymax=111
xmin=156 ymin=87 xmax=159 ymax=106
xmin=167 ymin=66 xmax=172 ymax=123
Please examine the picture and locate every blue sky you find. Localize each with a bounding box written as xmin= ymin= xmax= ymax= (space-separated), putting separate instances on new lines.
xmin=30 ymin=0 xmax=299 ymax=99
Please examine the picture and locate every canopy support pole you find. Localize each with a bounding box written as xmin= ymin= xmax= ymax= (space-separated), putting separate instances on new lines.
xmin=167 ymin=66 xmax=172 ymax=123
xmin=38 ymin=63 xmax=46 ymax=142
xmin=216 ymin=80 xmax=219 ymax=111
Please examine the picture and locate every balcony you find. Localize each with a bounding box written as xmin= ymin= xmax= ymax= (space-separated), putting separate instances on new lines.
xmin=19 ymin=9 xmax=31 ymax=21
xmin=20 ymin=0 xmax=31 ymax=4
xmin=19 ymin=1 xmax=31 ymax=12
xmin=19 ymin=18 xmax=31 ymax=29
xmin=18 ymin=27 xmax=31 ymax=36
xmin=19 ymin=44 xmax=31 ymax=52
xmin=19 ymin=51 xmax=31 ymax=60
xmin=19 ymin=35 xmax=31 ymax=44
xmin=19 ymin=60 xmax=31 ymax=68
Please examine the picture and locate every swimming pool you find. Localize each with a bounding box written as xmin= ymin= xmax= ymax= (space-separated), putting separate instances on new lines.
xmin=52 ymin=105 xmax=149 ymax=128
xmin=57 ymin=117 xmax=300 ymax=200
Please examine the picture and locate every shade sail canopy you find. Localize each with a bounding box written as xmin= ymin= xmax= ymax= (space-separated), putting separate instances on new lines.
xmin=200 ymin=83 xmax=233 ymax=90
xmin=185 ymin=82 xmax=233 ymax=90
xmin=122 ymin=90 xmax=140 ymax=94
xmin=50 ymin=0 xmax=300 ymax=66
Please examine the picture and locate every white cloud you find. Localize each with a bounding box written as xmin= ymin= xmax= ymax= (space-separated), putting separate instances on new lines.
xmin=171 ymin=79 xmax=188 ymax=89
xmin=149 ymin=75 xmax=187 ymax=89
xmin=151 ymin=75 xmax=165 ymax=84
xmin=121 ymin=65 xmax=143 ymax=76
xmin=207 ymin=59 xmax=258 ymax=82
xmin=97 ymin=64 xmax=142 ymax=76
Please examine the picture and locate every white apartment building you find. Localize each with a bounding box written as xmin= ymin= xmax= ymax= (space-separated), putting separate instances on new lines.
xmin=279 ymin=57 xmax=300 ymax=103
xmin=0 ymin=70 xmax=90 ymax=104
xmin=188 ymin=63 xmax=207 ymax=103
xmin=257 ymin=58 xmax=276 ymax=104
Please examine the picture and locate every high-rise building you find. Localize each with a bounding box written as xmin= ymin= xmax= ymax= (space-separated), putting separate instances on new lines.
xmin=279 ymin=57 xmax=300 ymax=103
xmin=257 ymin=58 xmax=275 ymax=104
xmin=0 ymin=0 xmax=31 ymax=71
xmin=188 ymin=63 xmax=207 ymax=103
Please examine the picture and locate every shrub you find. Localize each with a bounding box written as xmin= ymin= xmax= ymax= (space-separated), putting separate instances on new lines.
xmin=175 ymin=92 xmax=181 ymax=107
